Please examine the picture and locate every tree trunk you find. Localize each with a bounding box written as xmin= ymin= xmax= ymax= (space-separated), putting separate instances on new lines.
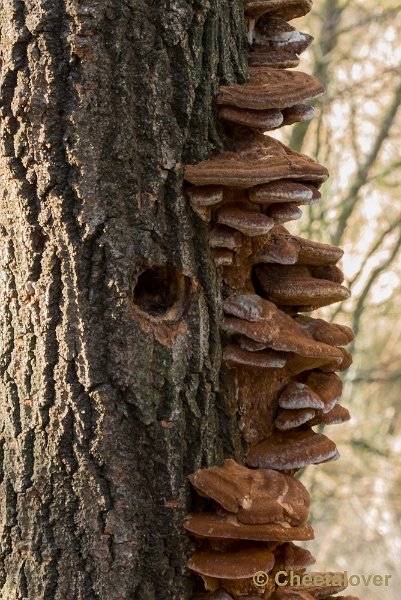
xmin=0 ymin=1 xmax=247 ymax=598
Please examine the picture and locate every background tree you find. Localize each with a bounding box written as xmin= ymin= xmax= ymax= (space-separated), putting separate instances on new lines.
xmin=0 ymin=2 xmax=247 ymax=598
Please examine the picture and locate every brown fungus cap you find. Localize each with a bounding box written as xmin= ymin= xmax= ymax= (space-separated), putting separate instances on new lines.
xmin=294 ymin=316 xmax=354 ymax=347
xmin=256 ymin=228 xmax=343 ymax=269
xmin=321 ymin=347 xmax=353 ymax=373
xmin=184 ymin=512 xmax=314 ymax=542
xmin=209 ymin=227 xmax=243 ymax=252
xmin=245 ymin=0 xmax=313 ymax=20
xmin=252 ymin=26 xmax=314 ymax=58
xmin=249 ymin=48 xmax=301 ymax=69
xmin=279 ymin=382 xmax=324 ymax=410
xmin=275 ymin=407 xmax=316 ymax=430
xmin=188 ymin=459 xmax=310 ymax=525
xmin=254 ymin=264 xmax=350 ymax=309
xmin=223 ymin=344 xmax=287 ymax=369
xmin=282 ymin=104 xmax=315 ymax=126
xmin=222 ymin=294 xmax=344 ymax=364
xmin=218 ymin=68 xmax=324 ymax=111
xmin=305 ymin=372 xmax=343 ymax=414
xmin=188 ymin=186 xmax=224 ymax=207
xmin=295 ymin=236 xmax=342 ymax=266
xmin=184 ymin=134 xmax=328 ymax=189
xmin=246 ymin=429 xmax=339 ymax=470
xmin=310 ymin=265 xmax=344 ymax=284
xmin=256 ymin=15 xmax=297 ymax=39
xmin=267 ymin=203 xmax=303 ymax=222
xmin=309 ymin=403 xmax=351 ymax=427
xmin=217 ymin=205 xmax=275 ymax=236
xmin=249 ymin=181 xmax=315 ymax=205
xmin=188 ymin=548 xmax=275 ymax=580
xmin=273 ymin=542 xmax=316 ymax=571
xmin=258 ymin=234 xmax=300 ymax=265
xmin=219 ymin=106 xmax=284 ymax=130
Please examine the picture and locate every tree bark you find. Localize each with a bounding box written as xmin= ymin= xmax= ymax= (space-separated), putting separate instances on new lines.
xmin=0 ymin=1 xmax=247 ymax=598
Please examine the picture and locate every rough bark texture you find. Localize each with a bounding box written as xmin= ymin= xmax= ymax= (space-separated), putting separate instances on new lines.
xmin=0 ymin=1 xmax=247 ymax=598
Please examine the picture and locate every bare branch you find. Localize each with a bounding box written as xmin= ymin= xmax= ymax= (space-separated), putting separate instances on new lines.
xmin=332 ymin=79 xmax=401 ymax=246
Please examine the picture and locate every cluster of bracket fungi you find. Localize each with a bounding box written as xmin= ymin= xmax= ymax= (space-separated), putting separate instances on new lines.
xmin=183 ymin=1 xmax=358 ymax=599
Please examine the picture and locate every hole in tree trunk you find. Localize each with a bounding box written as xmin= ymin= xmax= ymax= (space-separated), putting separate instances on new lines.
xmin=132 ymin=265 xmax=190 ymax=321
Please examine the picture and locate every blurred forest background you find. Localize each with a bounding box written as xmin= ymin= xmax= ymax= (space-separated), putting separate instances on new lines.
xmin=278 ymin=0 xmax=401 ymax=597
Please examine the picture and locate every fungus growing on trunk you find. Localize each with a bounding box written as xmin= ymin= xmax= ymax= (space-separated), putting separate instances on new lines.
xmin=303 ymin=372 xmax=343 ymax=413
xmin=216 ymin=205 xmax=275 ymax=236
xmin=275 ymin=407 xmax=317 ymax=430
xmin=254 ymin=264 xmax=350 ymax=310
xmin=249 ymin=182 xmax=317 ymax=205
xmin=273 ymin=542 xmax=316 ymax=572
xmin=279 ymin=382 xmax=325 ymax=410
xmin=293 ymin=316 xmax=354 ymax=346
xmin=184 ymin=1 xmax=357 ymax=595
xmin=218 ymin=69 xmax=323 ymax=130
xmin=223 ymin=344 xmax=288 ymax=369
xmin=184 ymin=512 xmax=314 ymax=542
xmin=246 ymin=429 xmax=339 ymax=470
xmin=188 ymin=548 xmax=275 ymax=595
xmin=266 ymin=203 xmax=303 ymax=222
xmin=188 ymin=459 xmax=311 ymax=525
xmin=222 ymin=294 xmax=345 ymax=365
xmin=244 ymin=0 xmax=313 ymax=20
xmin=184 ymin=134 xmax=328 ymax=188
xmin=308 ymin=403 xmax=351 ymax=427
xmin=249 ymin=16 xmax=314 ymax=69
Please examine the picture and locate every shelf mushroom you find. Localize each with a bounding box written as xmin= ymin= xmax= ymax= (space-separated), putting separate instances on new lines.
xmin=254 ymin=263 xmax=350 ymax=311
xmin=272 ymin=542 xmax=316 ymax=578
xmin=245 ymin=0 xmax=313 ymax=20
xmin=185 ymin=460 xmax=314 ymax=584
xmin=246 ymin=429 xmax=339 ymax=471
xmin=308 ymin=404 xmax=351 ymax=427
xmin=188 ymin=547 xmax=275 ymax=595
xmin=218 ymin=68 xmax=324 ymax=131
xmin=188 ymin=459 xmax=311 ymax=526
xmin=249 ymin=16 xmax=313 ymax=68
xmin=272 ymin=574 xmax=349 ymax=598
xmin=185 ymin=133 xmax=328 ymax=189
xmin=221 ymin=294 xmax=345 ymax=368
xmin=184 ymin=135 xmax=328 ymax=260
xmin=275 ymin=371 xmax=348 ymax=428
xmin=185 ymin=511 xmax=314 ymax=543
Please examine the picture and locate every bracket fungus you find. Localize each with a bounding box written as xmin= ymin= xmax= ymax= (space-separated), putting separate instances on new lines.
xmin=185 ymin=512 xmax=314 ymax=542
xmin=184 ymin=134 xmax=328 ymax=189
xmin=308 ymin=403 xmax=351 ymax=427
xmin=254 ymin=264 xmax=350 ymax=310
xmin=246 ymin=429 xmax=339 ymax=471
xmin=249 ymin=16 xmax=313 ymax=69
xmin=218 ymin=69 xmax=323 ymax=131
xmin=221 ymin=294 xmax=345 ymax=365
xmin=184 ymin=0 xmax=355 ymax=596
xmin=188 ymin=460 xmax=311 ymax=526
xmin=188 ymin=548 xmax=275 ymax=595
xmin=244 ymin=0 xmax=313 ymax=20
xmin=273 ymin=542 xmax=316 ymax=573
